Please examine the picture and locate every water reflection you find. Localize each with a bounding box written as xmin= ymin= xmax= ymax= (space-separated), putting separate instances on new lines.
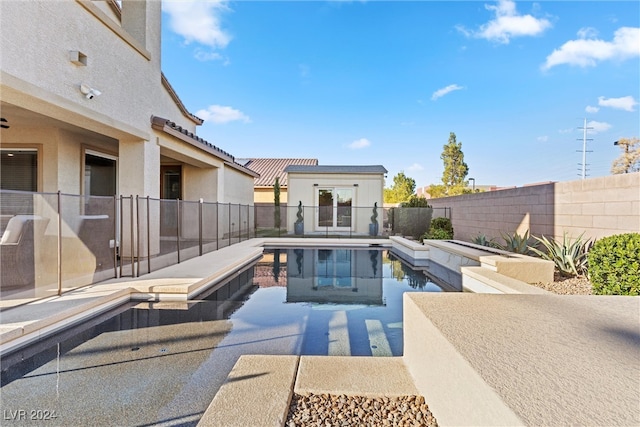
xmin=286 ymin=248 xmax=384 ymax=305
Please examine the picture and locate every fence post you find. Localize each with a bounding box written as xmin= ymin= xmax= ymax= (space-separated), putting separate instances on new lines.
xmin=253 ymin=204 xmax=257 ymax=238
xmin=57 ymin=191 xmax=62 ymax=296
xmin=136 ymin=195 xmax=140 ymax=278
xmin=176 ymin=198 xmax=181 ymax=264
xmin=215 ymin=202 xmax=219 ymax=250
xmin=129 ymin=195 xmax=134 ymax=277
xmin=247 ymin=204 xmax=250 ymax=240
xmin=119 ymin=195 xmax=123 ymax=278
xmin=199 ymin=198 xmax=203 ymax=256
xmin=228 ymin=203 xmax=231 ymax=247
xmin=147 ymin=196 xmax=151 ymax=274
xmin=113 ymin=195 xmax=118 ymax=279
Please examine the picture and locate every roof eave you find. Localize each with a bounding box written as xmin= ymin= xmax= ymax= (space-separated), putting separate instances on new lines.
xmin=151 ymin=115 xmax=258 ymax=178
xmin=161 ymin=73 xmax=204 ymax=126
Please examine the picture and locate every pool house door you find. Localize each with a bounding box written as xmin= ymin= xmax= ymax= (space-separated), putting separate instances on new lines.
xmin=316 ymin=187 xmax=353 ymax=231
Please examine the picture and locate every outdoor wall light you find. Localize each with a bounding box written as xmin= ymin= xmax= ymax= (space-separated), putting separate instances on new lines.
xmin=0 ymin=118 xmax=9 ymax=129
xmin=80 ymin=83 xmax=101 ymax=99
xmin=313 ymin=184 xmax=318 ymax=187
xmin=353 ymin=184 xmax=359 ymax=187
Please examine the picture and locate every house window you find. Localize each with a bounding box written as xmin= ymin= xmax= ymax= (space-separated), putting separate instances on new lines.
xmin=160 ymin=165 xmax=182 ymax=237
xmin=160 ymin=165 xmax=182 ymax=200
xmin=316 ymin=187 xmax=353 ymax=229
xmin=84 ymin=150 xmax=117 ymax=196
xmin=1 ymin=148 xmax=37 ymax=192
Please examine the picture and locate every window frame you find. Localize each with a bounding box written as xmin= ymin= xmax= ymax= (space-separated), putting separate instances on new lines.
xmin=0 ymin=145 xmax=41 ymax=192
xmin=314 ymin=186 xmax=354 ymax=231
xmin=82 ymin=147 xmax=119 ymax=198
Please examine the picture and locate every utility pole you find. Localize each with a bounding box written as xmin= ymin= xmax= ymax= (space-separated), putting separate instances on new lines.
xmin=577 ymin=118 xmax=593 ymax=179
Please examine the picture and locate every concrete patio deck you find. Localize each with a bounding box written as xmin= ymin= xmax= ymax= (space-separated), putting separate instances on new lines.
xmin=1 ymin=238 xmax=638 ymax=426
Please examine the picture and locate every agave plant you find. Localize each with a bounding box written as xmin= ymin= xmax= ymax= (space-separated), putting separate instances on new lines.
xmin=497 ymin=230 xmax=535 ymax=254
xmin=471 ymin=233 xmax=498 ymax=248
xmin=530 ymin=232 xmax=593 ymax=277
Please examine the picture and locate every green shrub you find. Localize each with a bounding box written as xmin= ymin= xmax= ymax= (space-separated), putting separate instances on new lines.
xmin=425 ymin=227 xmax=452 ymax=240
xmin=530 ymin=232 xmax=592 ymax=277
xmin=588 ymin=233 xmax=640 ymax=296
xmin=497 ymin=230 xmax=535 ymax=255
xmin=401 ymin=196 xmax=432 ymax=208
xmin=422 ymin=217 xmax=454 ymax=240
xmin=431 ymin=217 xmax=453 ymax=234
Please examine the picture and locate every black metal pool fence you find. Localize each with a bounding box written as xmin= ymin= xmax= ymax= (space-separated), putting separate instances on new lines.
xmin=0 ymin=189 xmax=449 ymax=302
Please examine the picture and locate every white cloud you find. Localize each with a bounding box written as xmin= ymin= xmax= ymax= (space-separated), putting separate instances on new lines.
xmin=457 ymin=0 xmax=551 ymax=44
xmin=431 ymin=84 xmax=464 ymax=101
xmin=558 ymin=128 xmax=574 ymax=134
xmin=598 ymin=96 xmax=638 ymax=112
xmin=194 ymin=48 xmax=229 ymax=64
xmin=577 ymin=27 xmax=599 ymax=40
xmin=196 ymin=105 xmax=251 ymax=124
xmin=348 ymin=138 xmax=371 ymax=150
xmin=537 ymin=136 xmax=549 ymax=142
xmin=408 ymin=163 xmax=424 ymax=171
xmin=587 ymin=120 xmax=612 ymax=133
xmin=163 ymin=1 xmax=232 ymax=49
xmin=542 ymin=27 xmax=640 ymax=70
xmin=585 ymin=105 xmax=600 ymax=113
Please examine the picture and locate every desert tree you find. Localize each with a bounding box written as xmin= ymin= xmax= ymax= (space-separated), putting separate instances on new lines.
xmin=427 ymin=132 xmax=472 ymax=197
xmin=384 ymin=171 xmax=416 ymax=203
xmin=611 ymin=137 xmax=640 ymax=174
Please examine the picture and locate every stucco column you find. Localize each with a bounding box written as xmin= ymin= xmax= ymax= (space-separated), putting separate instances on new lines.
xmin=119 ymin=138 xmax=160 ymax=259
xmin=182 ymin=165 xmax=218 ymax=240
xmin=119 ymin=138 xmax=159 ymax=198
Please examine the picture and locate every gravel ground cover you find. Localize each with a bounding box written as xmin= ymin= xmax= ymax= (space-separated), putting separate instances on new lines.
xmin=533 ymin=273 xmax=593 ymax=295
xmin=286 ymin=393 xmax=438 ymax=427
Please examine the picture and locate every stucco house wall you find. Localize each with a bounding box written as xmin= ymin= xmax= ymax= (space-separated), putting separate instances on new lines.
xmin=254 ymin=188 xmax=285 ymax=204
xmin=224 ymin=167 xmax=258 ymax=206
xmin=0 ymin=0 xmax=257 ymax=281
xmin=0 ymin=0 xmax=255 ymax=204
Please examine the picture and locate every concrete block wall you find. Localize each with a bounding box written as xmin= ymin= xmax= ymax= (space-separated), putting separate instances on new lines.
xmin=553 ymin=173 xmax=640 ymax=241
xmin=427 ymin=172 xmax=639 ymax=243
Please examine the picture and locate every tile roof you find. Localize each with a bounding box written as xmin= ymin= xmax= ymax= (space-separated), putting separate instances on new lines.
xmin=283 ymin=165 xmax=388 ymax=174
xmin=151 ymin=116 xmax=259 ymax=177
xmin=242 ymin=158 xmax=318 ymax=187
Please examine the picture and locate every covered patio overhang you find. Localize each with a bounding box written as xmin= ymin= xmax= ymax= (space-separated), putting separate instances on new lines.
xmin=1 ymin=71 xmax=148 ymax=143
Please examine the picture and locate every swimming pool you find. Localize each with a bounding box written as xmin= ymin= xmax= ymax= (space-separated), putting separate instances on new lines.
xmin=0 ymin=248 xmax=451 ymax=426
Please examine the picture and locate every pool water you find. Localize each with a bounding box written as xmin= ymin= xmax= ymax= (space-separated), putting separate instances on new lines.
xmin=0 ymin=248 xmax=449 ymax=426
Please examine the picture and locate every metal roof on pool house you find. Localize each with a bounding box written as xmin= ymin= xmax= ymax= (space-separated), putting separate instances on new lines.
xmin=283 ymin=165 xmax=388 ymax=174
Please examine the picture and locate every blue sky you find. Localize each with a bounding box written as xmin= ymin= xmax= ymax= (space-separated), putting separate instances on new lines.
xmin=160 ymin=1 xmax=640 ymax=188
